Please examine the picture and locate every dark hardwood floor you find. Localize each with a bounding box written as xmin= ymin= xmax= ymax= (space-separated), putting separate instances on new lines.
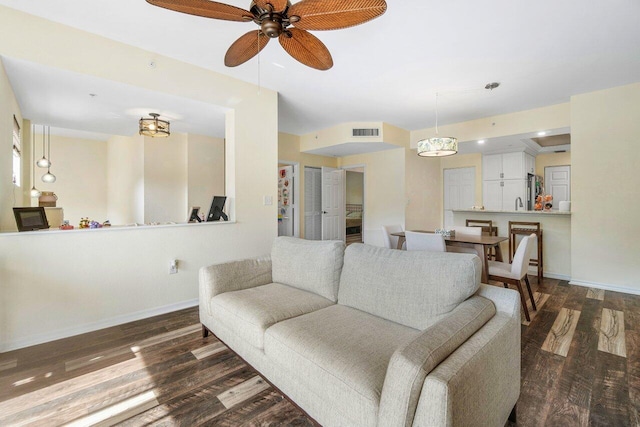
xmin=0 ymin=277 xmax=638 ymax=426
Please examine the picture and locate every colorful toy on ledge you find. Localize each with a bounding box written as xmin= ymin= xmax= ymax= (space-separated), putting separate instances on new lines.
xmin=89 ymin=220 xmax=102 ymax=229
xmin=79 ymin=217 xmax=90 ymax=229
xmin=60 ymin=220 xmax=74 ymax=230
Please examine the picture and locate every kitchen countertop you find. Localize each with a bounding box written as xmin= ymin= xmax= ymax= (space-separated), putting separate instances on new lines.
xmin=453 ymin=209 xmax=571 ymax=216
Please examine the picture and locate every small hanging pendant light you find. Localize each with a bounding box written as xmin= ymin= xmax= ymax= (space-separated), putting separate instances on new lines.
xmin=36 ymin=124 xmax=51 ymax=168
xmin=30 ymin=124 xmax=41 ymax=198
xmin=41 ymin=126 xmax=56 ymax=183
xmin=417 ymin=92 xmax=458 ymax=157
xmin=139 ymin=113 xmax=170 ymax=137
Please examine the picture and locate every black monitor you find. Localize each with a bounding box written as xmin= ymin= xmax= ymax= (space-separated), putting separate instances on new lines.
xmin=206 ymin=196 xmax=228 ymax=222
xmin=13 ymin=207 xmax=50 ymax=231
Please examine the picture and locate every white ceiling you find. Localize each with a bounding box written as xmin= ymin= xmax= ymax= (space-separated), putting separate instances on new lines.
xmin=0 ymin=0 xmax=639 ymax=138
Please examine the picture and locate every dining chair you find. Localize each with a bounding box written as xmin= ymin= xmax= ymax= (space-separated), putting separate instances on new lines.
xmin=405 ymin=231 xmax=446 ymax=252
xmin=446 ymin=226 xmax=482 ymax=254
xmin=465 ymin=219 xmax=497 ymax=259
xmin=382 ymin=225 xmax=406 ymax=250
xmin=488 ymin=233 xmax=537 ymax=321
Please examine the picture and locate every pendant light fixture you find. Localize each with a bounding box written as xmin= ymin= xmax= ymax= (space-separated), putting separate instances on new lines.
xmin=139 ymin=113 xmax=170 ymax=138
xmin=36 ymin=124 xmax=51 ymax=168
xmin=417 ymin=92 xmax=458 ymax=157
xmin=30 ymin=124 xmax=41 ymax=198
xmin=41 ymin=126 xmax=56 ymax=183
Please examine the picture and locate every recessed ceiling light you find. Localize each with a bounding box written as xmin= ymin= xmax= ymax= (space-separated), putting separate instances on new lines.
xmin=478 ymin=139 xmax=486 ymax=144
xmin=89 ymin=93 xmax=97 ymax=97
xmin=537 ymin=131 xmax=547 ymax=136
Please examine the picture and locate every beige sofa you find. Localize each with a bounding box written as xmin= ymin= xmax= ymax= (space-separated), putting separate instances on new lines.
xmin=199 ymin=237 xmax=521 ymax=426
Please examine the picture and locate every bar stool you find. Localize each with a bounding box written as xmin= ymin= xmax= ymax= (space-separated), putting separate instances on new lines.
xmin=508 ymin=221 xmax=543 ymax=283
xmin=466 ymin=219 xmax=498 ymax=259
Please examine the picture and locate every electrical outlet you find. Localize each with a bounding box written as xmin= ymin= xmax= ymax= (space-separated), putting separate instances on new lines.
xmin=169 ymin=259 xmax=178 ymax=275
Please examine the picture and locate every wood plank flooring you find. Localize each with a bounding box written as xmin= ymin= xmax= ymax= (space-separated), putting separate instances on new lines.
xmin=1 ymin=278 xmax=639 ymax=426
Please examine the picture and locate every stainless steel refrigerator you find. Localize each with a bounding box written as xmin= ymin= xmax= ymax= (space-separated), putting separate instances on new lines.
xmin=527 ymin=173 xmax=543 ymax=210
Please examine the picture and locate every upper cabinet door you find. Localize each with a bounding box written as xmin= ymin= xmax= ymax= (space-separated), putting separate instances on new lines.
xmin=483 ymin=154 xmax=503 ymax=180
xmin=501 ymin=152 xmax=525 ymax=179
xmin=525 ymin=153 xmax=536 ymax=176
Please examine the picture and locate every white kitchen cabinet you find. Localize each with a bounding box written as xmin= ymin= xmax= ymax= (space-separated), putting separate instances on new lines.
xmin=483 ymin=152 xmax=535 ymax=180
xmin=483 ymin=179 xmax=527 ymax=210
xmin=482 ymin=152 xmax=533 ymax=210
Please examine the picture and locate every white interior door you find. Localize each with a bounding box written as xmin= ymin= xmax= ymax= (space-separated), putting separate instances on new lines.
xmin=304 ymin=167 xmax=322 ymax=240
xmin=545 ymin=166 xmax=571 ymax=210
xmin=321 ymin=167 xmax=345 ymax=241
xmin=444 ymin=167 xmax=475 ymax=227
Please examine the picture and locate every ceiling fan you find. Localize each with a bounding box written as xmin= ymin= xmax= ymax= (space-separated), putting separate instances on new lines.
xmin=146 ymin=0 xmax=387 ymax=70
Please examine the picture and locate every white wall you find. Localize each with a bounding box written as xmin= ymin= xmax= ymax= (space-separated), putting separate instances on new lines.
xmin=106 ymin=134 xmax=144 ymax=224
xmin=570 ymin=83 xmax=640 ymax=292
xmin=0 ymin=6 xmax=277 ymax=351
xmin=33 ymin=133 xmax=108 ymax=225
xmin=143 ymin=133 xmax=188 ymax=223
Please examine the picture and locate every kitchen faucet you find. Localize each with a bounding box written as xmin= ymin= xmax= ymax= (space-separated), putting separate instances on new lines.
xmin=515 ymin=197 xmax=524 ymax=211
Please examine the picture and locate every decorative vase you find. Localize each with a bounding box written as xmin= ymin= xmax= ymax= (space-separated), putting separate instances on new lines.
xmin=38 ymin=191 xmax=58 ymax=207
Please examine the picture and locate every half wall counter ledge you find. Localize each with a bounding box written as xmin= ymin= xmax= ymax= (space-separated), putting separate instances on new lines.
xmin=452 ymin=209 xmax=571 ymax=280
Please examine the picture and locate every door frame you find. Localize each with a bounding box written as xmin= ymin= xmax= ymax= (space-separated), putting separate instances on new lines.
xmin=341 ymin=163 xmax=366 ymax=243
xmin=278 ymin=160 xmax=300 ymax=237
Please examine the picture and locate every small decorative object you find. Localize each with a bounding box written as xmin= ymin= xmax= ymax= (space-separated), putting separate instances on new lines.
xmin=89 ymin=220 xmax=102 ymax=229
xmin=535 ymin=195 xmax=544 ymax=211
xmin=103 ymin=220 xmax=111 ymax=227
xmin=38 ymin=191 xmax=58 ymax=207
xmin=435 ymin=228 xmax=456 ymax=238
xmin=60 ymin=220 xmax=74 ymax=230
xmin=543 ymin=194 xmax=553 ymax=211
xmin=79 ymin=217 xmax=90 ymax=229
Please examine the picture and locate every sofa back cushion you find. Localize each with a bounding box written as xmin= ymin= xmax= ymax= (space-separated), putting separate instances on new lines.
xmin=338 ymin=244 xmax=482 ymax=330
xmin=272 ymin=237 xmax=345 ymax=302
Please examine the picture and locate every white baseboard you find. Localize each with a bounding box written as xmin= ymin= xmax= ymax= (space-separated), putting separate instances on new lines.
xmin=1 ymin=299 xmax=198 ymax=353
xmin=568 ymin=280 xmax=640 ymax=296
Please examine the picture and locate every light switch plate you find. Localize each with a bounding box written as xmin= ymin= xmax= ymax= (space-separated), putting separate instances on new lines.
xmin=264 ymin=196 xmax=273 ymax=206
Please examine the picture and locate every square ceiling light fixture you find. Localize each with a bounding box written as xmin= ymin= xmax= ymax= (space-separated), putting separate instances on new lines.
xmin=139 ymin=113 xmax=170 ymax=138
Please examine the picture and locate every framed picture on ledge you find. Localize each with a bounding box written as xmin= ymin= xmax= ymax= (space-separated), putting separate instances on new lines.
xmin=13 ymin=207 xmax=50 ymax=232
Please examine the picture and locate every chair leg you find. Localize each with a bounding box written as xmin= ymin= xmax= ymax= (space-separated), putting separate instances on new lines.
xmin=202 ymin=324 xmax=209 ymax=338
xmin=503 ymin=282 xmax=509 ymax=289
xmin=524 ymin=275 xmax=537 ymax=311
xmin=515 ymin=280 xmax=531 ymax=322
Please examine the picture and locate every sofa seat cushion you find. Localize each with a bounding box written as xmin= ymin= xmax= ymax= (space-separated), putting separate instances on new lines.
xmin=210 ymin=283 xmax=334 ymax=349
xmin=264 ymin=305 xmax=420 ymax=426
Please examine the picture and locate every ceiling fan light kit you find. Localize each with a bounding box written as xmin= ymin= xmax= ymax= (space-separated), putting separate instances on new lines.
xmin=139 ymin=113 xmax=171 ymax=137
xmin=146 ymin=0 xmax=387 ymax=70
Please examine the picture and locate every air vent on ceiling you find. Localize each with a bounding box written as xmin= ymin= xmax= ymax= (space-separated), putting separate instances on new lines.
xmin=352 ymin=128 xmax=380 ymax=137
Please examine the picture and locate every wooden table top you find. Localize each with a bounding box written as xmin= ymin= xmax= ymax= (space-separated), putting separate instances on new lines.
xmin=391 ymin=231 xmax=508 ymax=245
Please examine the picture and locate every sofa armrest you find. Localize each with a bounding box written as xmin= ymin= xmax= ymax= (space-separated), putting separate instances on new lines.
xmin=378 ymin=296 xmax=496 ymax=427
xmin=476 ymin=283 xmax=520 ymax=318
xmin=199 ymin=256 xmax=272 ymax=318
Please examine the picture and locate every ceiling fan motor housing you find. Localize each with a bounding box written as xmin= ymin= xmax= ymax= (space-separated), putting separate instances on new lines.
xmin=261 ymin=19 xmax=283 ymax=37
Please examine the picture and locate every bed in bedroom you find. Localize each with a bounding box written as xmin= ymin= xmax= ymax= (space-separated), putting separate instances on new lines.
xmin=346 ymin=204 xmax=363 ymax=234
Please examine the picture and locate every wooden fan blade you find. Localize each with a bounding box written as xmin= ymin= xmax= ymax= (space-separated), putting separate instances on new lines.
xmin=225 ymin=30 xmax=270 ymax=67
xmin=279 ymin=28 xmax=333 ymax=70
xmin=288 ymin=0 xmax=387 ymax=31
xmin=146 ymin=0 xmax=252 ymax=22
xmin=253 ymin=0 xmax=289 ymax=13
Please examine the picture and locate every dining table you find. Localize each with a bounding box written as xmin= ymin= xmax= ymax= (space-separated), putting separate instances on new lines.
xmin=391 ymin=230 xmax=509 ymax=283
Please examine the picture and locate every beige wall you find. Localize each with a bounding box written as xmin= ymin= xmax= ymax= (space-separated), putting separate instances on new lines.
xmin=187 ymin=134 xmax=225 ymax=216
xmin=339 ymin=148 xmax=406 ymax=247
xmin=535 ymin=151 xmax=571 ymax=177
xmin=0 ymin=6 xmax=278 ymax=351
xmin=570 ymin=83 xmax=640 ymax=292
xmin=405 ymin=149 xmax=443 ymax=231
xmin=300 ymin=121 xmax=409 ymax=153
xmin=278 ymin=132 xmax=337 ymax=238
xmin=0 ymin=59 xmax=23 ymax=231
xmin=32 ymin=133 xmax=109 ymax=225
xmin=143 ymin=133 xmax=188 ymax=223
xmin=107 ymin=134 xmax=144 ymax=224
xmin=346 ymin=171 xmax=364 ymax=204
